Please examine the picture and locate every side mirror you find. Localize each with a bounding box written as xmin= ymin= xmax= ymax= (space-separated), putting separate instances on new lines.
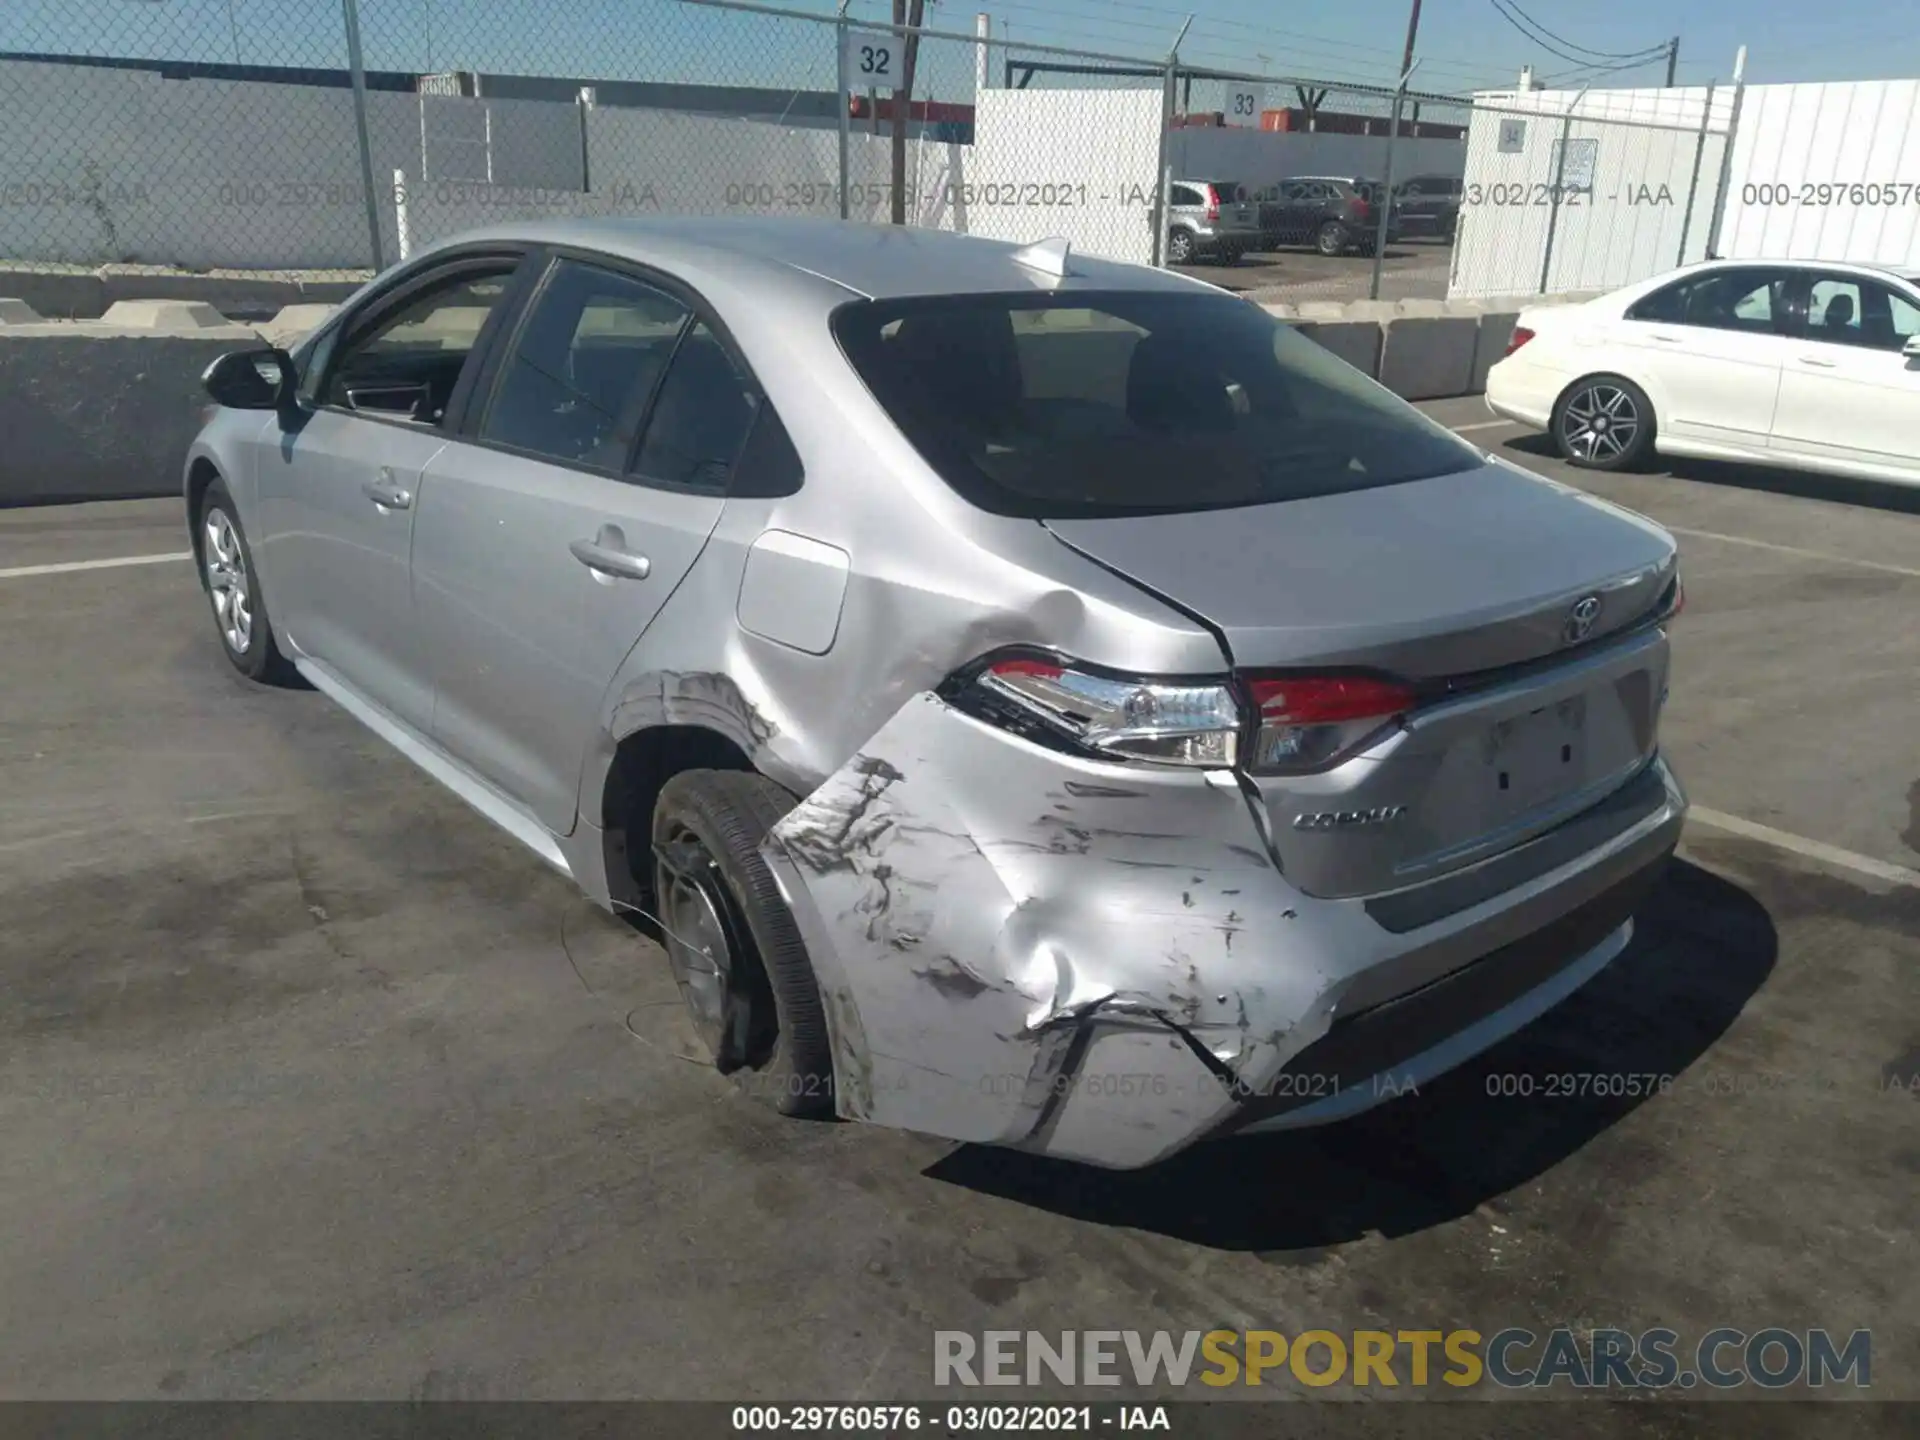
xmin=1903 ymin=335 xmax=1920 ymax=359
xmin=202 ymin=348 xmax=296 ymax=410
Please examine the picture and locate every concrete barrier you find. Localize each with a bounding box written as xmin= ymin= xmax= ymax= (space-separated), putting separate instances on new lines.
xmin=1273 ymin=303 xmax=1384 ymax=378
xmin=0 ymin=314 xmax=261 ymax=506
xmin=1378 ymin=313 xmax=1481 ymax=401
xmin=1466 ymin=301 xmax=1524 ymax=394
xmin=256 ymin=303 xmax=338 ymax=348
xmin=0 ymin=265 xmax=362 ymax=322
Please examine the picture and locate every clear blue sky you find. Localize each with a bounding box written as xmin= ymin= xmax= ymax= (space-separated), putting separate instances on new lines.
xmin=3 ymin=0 xmax=1915 ymax=97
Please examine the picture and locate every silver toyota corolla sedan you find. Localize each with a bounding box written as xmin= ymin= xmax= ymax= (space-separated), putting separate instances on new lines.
xmin=184 ymin=216 xmax=1686 ymax=1169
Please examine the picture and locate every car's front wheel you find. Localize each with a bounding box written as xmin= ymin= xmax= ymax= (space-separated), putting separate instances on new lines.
xmin=1316 ymin=220 xmax=1348 ymax=256
xmin=199 ymin=478 xmax=291 ymax=682
xmin=1553 ymin=374 xmax=1656 ymax=471
xmin=651 ymin=769 xmax=836 ymax=1118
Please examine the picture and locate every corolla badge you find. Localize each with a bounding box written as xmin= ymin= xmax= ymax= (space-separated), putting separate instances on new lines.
xmin=1563 ymin=594 xmax=1603 ymax=645
xmin=1294 ymin=806 xmax=1408 ymax=831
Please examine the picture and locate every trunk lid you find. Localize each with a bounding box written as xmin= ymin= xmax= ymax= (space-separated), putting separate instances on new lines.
xmin=1041 ymin=460 xmax=1674 ymax=677
xmin=1043 ymin=461 xmax=1678 ymax=900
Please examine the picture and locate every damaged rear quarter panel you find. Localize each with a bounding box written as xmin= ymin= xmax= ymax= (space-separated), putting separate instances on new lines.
xmin=760 ymin=691 xmax=1375 ymax=1159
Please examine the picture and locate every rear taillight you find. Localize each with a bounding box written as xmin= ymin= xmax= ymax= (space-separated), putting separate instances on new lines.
xmin=1505 ymin=326 xmax=1536 ymax=357
xmin=947 ymin=654 xmax=1418 ymax=774
xmin=1204 ymin=185 xmax=1221 ymax=221
xmin=950 ymin=654 xmax=1241 ymax=768
xmin=1243 ymin=674 xmax=1413 ymax=774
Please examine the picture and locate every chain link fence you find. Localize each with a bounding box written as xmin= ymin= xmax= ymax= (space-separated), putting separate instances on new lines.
xmin=4 ymin=0 xmax=1756 ymax=312
xmin=1446 ymin=83 xmax=1738 ymax=301
xmin=1 ymin=0 xmax=377 ymax=280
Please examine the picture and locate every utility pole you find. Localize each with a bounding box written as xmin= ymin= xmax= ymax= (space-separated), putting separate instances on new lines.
xmin=890 ymin=0 xmax=926 ymax=225
xmin=1399 ymin=0 xmax=1422 ymax=79
xmin=1665 ymin=36 xmax=1680 ymax=87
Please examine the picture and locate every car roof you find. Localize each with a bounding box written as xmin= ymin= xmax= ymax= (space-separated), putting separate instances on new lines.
xmin=421 ymin=215 xmax=1201 ymax=303
xmin=1641 ymin=257 xmax=1920 ymax=288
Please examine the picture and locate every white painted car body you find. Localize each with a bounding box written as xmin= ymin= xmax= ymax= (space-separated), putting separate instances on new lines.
xmin=1486 ymin=258 xmax=1920 ymax=487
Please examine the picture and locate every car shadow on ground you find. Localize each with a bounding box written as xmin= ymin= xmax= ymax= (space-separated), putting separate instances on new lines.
xmin=1500 ymin=432 xmax=1920 ymax=517
xmin=926 ymin=859 xmax=1775 ymax=1254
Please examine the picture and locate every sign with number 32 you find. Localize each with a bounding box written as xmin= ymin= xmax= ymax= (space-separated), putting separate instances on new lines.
xmin=842 ymin=28 xmax=899 ymax=88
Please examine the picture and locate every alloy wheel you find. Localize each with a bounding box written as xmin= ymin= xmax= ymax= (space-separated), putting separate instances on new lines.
xmin=204 ymin=509 xmax=253 ymax=655
xmin=1561 ymin=383 xmax=1641 ymax=463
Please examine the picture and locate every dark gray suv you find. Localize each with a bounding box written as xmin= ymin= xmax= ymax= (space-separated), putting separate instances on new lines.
xmin=1258 ymin=176 xmax=1386 ymax=256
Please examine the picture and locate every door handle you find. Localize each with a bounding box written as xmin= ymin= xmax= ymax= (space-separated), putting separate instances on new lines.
xmin=360 ymin=475 xmax=412 ymax=510
xmin=1650 ymin=333 xmax=1684 ymax=344
xmin=570 ymin=533 xmax=652 ymax=581
xmin=1797 ymin=356 xmax=1837 ymax=368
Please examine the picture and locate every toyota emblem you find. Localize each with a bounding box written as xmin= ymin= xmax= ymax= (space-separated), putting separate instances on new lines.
xmin=1563 ymin=594 xmax=1603 ymax=645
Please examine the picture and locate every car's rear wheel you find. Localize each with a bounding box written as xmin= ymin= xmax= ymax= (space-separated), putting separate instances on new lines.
xmin=1166 ymin=228 xmax=1195 ymax=264
xmin=1553 ymin=374 xmax=1655 ymax=471
xmin=1316 ymin=220 xmax=1348 ymax=256
xmin=651 ymin=769 xmax=835 ymax=1118
xmin=199 ymin=478 xmax=291 ymax=683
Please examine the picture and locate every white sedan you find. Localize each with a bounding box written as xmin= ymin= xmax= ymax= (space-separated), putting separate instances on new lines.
xmin=1485 ymin=258 xmax=1920 ymax=485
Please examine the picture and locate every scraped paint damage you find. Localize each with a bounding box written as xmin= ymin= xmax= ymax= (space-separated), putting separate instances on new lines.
xmin=761 ymin=692 xmax=1340 ymax=1167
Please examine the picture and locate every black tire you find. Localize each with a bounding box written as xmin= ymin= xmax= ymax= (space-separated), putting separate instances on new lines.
xmin=1166 ymin=228 xmax=1196 ymax=264
xmin=197 ymin=478 xmax=292 ymax=683
xmin=1552 ymin=373 xmax=1656 ymax=472
xmin=651 ymin=769 xmax=835 ymax=1119
xmin=1316 ymin=219 xmax=1348 ymax=256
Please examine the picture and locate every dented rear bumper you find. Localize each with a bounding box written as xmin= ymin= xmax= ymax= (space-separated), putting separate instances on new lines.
xmin=761 ymin=692 xmax=1685 ymax=1169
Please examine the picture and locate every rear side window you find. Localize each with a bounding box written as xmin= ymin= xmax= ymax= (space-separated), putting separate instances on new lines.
xmin=1170 ymin=184 xmax=1205 ymax=207
xmin=631 ymin=321 xmax=761 ymax=492
xmin=1628 ymin=268 xmax=1793 ymax=333
xmin=832 ymin=290 xmax=1483 ymax=519
xmin=480 ymin=259 xmax=691 ymax=470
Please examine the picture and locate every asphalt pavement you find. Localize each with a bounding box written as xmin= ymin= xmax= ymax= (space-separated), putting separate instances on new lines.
xmin=0 ymin=408 xmax=1913 ymax=1419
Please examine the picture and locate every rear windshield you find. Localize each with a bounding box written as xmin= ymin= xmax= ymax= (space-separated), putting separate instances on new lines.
xmin=831 ymin=289 xmax=1482 ymax=519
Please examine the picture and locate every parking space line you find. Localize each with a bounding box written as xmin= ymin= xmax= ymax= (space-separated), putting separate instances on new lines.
xmin=1663 ymin=527 xmax=1920 ymax=581
xmin=1449 ymin=419 xmax=1517 ymax=434
xmin=1687 ymin=807 xmax=1920 ymax=889
xmin=0 ymin=552 xmax=191 ymax=581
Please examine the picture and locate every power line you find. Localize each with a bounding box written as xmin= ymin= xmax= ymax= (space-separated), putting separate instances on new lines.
xmin=1495 ymin=0 xmax=1671 ymax=61
xmin=1487 ymin=0 xmax=1667 ymax=69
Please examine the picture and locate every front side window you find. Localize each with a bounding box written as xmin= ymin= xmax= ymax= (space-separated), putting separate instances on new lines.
xmin=480 ymin=259 xmax=692 ymax=470
xmin=1804 ymin=275 xmax=1920 ymax=352
xmin=832 ymin=289 xmax=1484 ymax=520
xmin=324 ymin=266 xmax=518 ymax=424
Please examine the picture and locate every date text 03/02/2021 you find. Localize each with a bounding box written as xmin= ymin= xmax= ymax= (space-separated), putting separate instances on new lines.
xmin=731 ymin=1406 xmax=1171 ymax=1432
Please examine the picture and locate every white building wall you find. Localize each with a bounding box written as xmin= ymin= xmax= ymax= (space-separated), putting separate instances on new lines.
xmin=1713 ymin=80 xmax=1920 ymax=266
xmin=1449 ymin=85 xmax=1732 ymax=299
xmin=957 ymin=89 xmax=1166 ymax=266
xmin=1450 ymin=77 xmax=1920 ymax=299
